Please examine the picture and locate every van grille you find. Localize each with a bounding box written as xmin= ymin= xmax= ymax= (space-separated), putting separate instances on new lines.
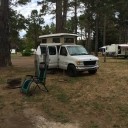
xmin=84 ymin=61 xmax=96 ymax=66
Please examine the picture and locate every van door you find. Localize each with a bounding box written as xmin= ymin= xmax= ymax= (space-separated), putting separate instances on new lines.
xmin=125 ymin=47 xmax=128 ymax=56
xmin=48 ymin=46 xmax=58 ymax=68
xmin=39 ymin=46 xmax=47 ymax=61
xmin=59 ymin=46 xmax=68 ymax=70
xmin=118 ymin=46 xmax=121 ymax=54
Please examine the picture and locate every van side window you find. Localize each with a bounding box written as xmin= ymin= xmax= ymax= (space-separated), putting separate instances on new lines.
xmin=60 ymin=47 xmax=67 ymax=56
xmin=64 ymin=38 xmax=74 ymax=43
xmin=42 ymin=39 xmax=47 ymax=43
xmin=48 ymin=46 xmax=56 ymax=55
xmin=53 ymin=38 xmax=60 ymax=43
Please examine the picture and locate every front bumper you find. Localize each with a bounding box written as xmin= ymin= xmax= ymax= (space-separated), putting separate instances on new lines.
xmin=76 ymin=65 xmax=99 ymax=71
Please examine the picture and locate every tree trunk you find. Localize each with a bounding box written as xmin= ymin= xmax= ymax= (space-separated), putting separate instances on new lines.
xmin=103 ymin=15 xmax=106 ymax=62
xmin=88 ymin=28 xmax=91 ymax=53
xmin=0 ymin=0 xmax=11 ymax=67
xmin=34 ymin=19 xmax=38 ymax=49
xmin=118 ymin=31 xmax=121 ymax=44
xmin=95 ymin=15 xmax=99 ymax=56
xmin=74 ymin=0 xmax=77 ymax=34
xmin=56 ymin=0 xmax=63 ymax=33
xmin=62 ymin=0 xmax=68 ymax=32
xmin=74 ymin=0 xmax=77 ymax=43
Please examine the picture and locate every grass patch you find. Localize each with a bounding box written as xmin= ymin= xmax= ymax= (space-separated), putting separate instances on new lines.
xmin=118 ymin=105 xmax=128 ymax=117
xmin=56 ymin=92 xmax=69 ymax=103
xmin=10 ymin=101 xmax=24 ymax=112
xmin=0 ymin=95 xmax=5 ymax=109
xmin=42 ymin=101 xmax=70 ymax=123
xmin=89 ymin=121 xmax=99 ymax=128
xmin=0 ymin=56 xmax=128 ymax=127
xmin=0 ymin=77 xmax=4 ymax=84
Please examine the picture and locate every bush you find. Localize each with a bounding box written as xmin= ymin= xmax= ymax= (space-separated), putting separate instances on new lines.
xmin=22 ymin=49 xmax=32 ymax=56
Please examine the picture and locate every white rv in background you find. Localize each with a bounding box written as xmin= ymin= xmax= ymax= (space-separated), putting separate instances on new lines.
xmin=10 ymin=49 xmax=16 ymax=54
xmin=100 ymin=44 xmax=128 ymax=58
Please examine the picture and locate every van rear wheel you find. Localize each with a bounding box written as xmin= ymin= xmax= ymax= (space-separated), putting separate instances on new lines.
xmin=67 ymin=65 xmax=77 ymax=77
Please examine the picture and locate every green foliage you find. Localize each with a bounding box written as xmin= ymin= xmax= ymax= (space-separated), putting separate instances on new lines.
xmin=66 ymin=18 xmax=76 ymax=33
xmin=21 ymin=48 xmax=32 ymax=56
xmin=9 ymin=0 xmax=128 ymax=54
xmin=42 ymin=23 xmax=56 ymax=34
xmin=9 ymin=8 xmax=28 ymax=50
xmin=18 ymin=37 xmax=33 ymax=52
xmin=25 ymin=9 xmax=44 ymax=48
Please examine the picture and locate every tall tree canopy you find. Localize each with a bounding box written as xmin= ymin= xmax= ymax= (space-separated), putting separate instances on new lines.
xmin=26 ymin=10 xmax=44 ymax=48
xmin=0 ymin=0 xmax=128 ymax=67
xmin=0 ymin=0 xmax=30 ymax=67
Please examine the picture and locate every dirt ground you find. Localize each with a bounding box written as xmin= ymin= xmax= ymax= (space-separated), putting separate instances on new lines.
xmin=0 ymin=55 xmax=80 ymax=128
xmin=0 ymin=54 xmax=128 ymax=128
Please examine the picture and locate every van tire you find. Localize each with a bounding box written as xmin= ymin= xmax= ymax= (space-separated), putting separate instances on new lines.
xmin=67 ymin=65 xmax=77 ymax=77
xmin=88 ymin=69 xmax=97 ymax=74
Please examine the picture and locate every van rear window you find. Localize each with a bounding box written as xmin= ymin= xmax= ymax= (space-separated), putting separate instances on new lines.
xmin=40 ymin=47 xmax=46 ymax=54
xmin=48 ymin=46 xmax=56 ymax=55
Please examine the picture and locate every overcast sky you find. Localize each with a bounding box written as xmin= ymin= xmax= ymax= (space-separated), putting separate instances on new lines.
xmin=13 ymin=0 xmax=39 ymax=18
xmin=13 ymin=0 xmax=54 ymax=37
xmin=13 ymin=0 xmax=79 ymax=37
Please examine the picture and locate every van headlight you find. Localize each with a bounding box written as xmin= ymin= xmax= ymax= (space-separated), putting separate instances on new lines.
xmin=96 ymin=60 xmax=99 ymax=65
xmin=76 ymin=61 xmax=83 ymax=65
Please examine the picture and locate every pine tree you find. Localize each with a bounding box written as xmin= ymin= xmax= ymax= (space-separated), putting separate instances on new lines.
xmin=0 ymin=0 xmax=11 ymax=67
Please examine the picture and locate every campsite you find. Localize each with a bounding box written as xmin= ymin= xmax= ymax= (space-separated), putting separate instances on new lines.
xmin=0 ymin=1 xmax=128 ymax=128
xmin=0 ymin=54 xmax=128 ymax=128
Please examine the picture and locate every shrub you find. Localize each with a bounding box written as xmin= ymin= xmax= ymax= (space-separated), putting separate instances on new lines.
xmin=22 ymin=49 xmax=32 ymax=56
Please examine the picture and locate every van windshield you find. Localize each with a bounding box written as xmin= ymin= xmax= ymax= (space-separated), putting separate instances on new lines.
xmin=67 ymin=45 xmax=88 ymax=56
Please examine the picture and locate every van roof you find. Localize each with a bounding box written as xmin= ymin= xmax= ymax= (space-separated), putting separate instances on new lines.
xmin=119 ymin=44 xmax=128 ymax=47
xmin=39 ymin=33 xmax=78 ymax=38
xmin=39 ymin=43 xmax=77 ymax=47
xmin=40 ymin=43 xmax=62 ymax=46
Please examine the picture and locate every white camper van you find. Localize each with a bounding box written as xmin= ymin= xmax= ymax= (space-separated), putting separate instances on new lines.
xmin=35 ymin=33 xmax=99 ymax=76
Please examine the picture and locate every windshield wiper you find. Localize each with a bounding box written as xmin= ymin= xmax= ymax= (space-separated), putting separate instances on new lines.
xmin=70 ymin=53 xmax=79 ymax=56
xmin=70 ymin=53 xmax=88 ymax=56
xmin=78 ymin=53 xmax=88 ymax=55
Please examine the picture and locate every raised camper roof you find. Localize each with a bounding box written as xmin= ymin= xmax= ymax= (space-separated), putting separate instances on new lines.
xmin=39 ymin=33 xmax=78 ymax=38
xmin=38 ymin=33 xmax=78 ymax=44
xmin=39 ymin=43 xmax=62 ymax=46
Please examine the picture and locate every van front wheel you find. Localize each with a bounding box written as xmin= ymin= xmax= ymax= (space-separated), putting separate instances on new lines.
xmin=67 ymin=65 xmax=77 ymax=77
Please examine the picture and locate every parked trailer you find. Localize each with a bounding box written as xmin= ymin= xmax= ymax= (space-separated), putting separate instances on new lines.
xmin=100 ymin=44 xmax=128 ymax=57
